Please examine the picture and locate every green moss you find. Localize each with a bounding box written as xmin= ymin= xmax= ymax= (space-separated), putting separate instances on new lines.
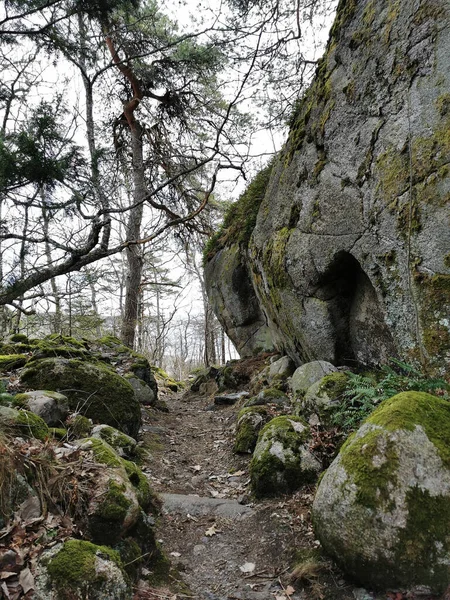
xmin=147 ymin=545 xmax=171 ymax=585
xmin=0 ymin=355 xmax=28 ymax=371
xmin=49 ymin=427 xmax=68 ymax=440
xmin=318 ymin=372 xmax=348 ymax=398
xmin=367 ymin=392 xmax=450 ymax=467
xmin=115 ymin=537 xmax=142 ymax=582
xmin=15 ymin=410 xmax=49 ymax=440
xmin=328 ymin=0 xmax=358 ymax=42
xmin=383 ymin=0 xmax=400 ymax=44
xmin=98 ymin=480 xmax=132 ymax=521
xmin=67 ymin=414 xmax=92 ymax=438
xmin=234 ymin=406 xmax=268 ymax=454
xmin=436 ymin=93 xmax=450 ymax=117
xmin=122 ymin=460 xmax=155 ymax=512
xmin=203 ymin=162 xmax=274 ymax=262
xmin=82 ymin=437 xmax=123 ymax=467
xmin=415 ymin=274 xmax=450 ymax=359
xmin=9 ymin=334 xmax=28 ymax=343
xmin=394 ymin=487 xmax=450 ymax=592
xmin=95 ymin=426 xmax=135 ymax=454
xmin=262 ymin=227 xmax=292 ymax=289
xmin=47 ymin=539 xmax=124 ymax=598
xmin=412 ymin=1 xmax=445 ymax=25
xmin=340 ymin=428 xmax=399 ymax=509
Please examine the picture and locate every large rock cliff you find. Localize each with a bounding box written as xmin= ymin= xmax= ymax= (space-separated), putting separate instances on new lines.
xmin=205 ymin=0 xmax=450 ymax=370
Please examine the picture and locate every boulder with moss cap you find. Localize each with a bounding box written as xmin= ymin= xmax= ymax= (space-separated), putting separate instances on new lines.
xmin=0 ymin=405 xmax=49 ymax=440
xmin=290 ymin=361 xmax=337 ymax=398
xmin=234 ymin=406 xmax=269 ymax=454
xmin=12 ymin=390 xmax=69 ymax=426
xmin=34 ymin=539 xmax=130 ymax=600
xmin=295 ymin=371 xmax=348 ymax=425
xmin=91 ymin=424 xmax=138 ymax=458
xmin=250 ymin=415 xmax=321 ymax=497
xmin=313 ymin=391 xmax=450 ymax=594
xmin=20 ymin=357 xmax=141 ymax=437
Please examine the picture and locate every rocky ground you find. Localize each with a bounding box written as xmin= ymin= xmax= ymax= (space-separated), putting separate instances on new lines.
xmin=138 ymin=386 xmax=392 ymax=600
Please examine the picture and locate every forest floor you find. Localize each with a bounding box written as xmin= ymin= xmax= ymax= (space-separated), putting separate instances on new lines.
xmin=135 ymin=385 xmax=396 ymax=600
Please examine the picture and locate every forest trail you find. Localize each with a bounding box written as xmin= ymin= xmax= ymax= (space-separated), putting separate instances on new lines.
xmin=140 ymin=388 xmax=359 ymax=600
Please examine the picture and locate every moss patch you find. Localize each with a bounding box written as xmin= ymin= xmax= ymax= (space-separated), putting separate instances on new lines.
xmin=47 ymin=539 xmax=125 ymax=598
xmin=14 ymin=409 xmax=49 ymax=440
xmin=340 ymin=428 xmax=399 ymax=509
xmin=0 ymin=355 xmax=28 ymax=371
xmin=234 ymin=406 xmax=268 ymax=454
xmin=367 ymin=391 xmax=450 ymax=467
xmin=203 ymin=162 xmax=274 ymax=261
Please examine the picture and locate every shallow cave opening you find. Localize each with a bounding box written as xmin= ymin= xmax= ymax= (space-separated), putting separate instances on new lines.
xmin=314 ymin=251 xmax=396 ymax=367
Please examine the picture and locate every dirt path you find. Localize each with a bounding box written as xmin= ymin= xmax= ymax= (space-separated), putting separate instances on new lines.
xmin=139 ymin=389 xmax=362 ymax=600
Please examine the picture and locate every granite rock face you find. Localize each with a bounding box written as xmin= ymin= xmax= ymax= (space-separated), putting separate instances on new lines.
xmin=204 ymin=243 xmax=275 ymax=357
xmin=206 ymin=0 xmax=450 ymax=370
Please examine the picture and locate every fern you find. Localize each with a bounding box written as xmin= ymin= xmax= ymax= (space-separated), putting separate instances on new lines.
xmin=331 ymin=360 xmax=449 ymax=433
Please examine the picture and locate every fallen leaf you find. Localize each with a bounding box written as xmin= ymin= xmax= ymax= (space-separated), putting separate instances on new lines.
xmin=19 ymin=497 xmax=41 ymax=521
xmin=239 ymin=562 xmax=255 ymax=574
xmin=285 ymin=585 xmax=295 ymax=596
xmin=229 ymin=470 xmax=246 ymax=477
xmin=205 ymin=524 xmax=221 ymax=537
xmin=19 ymin=568 xmax=34 ymax=594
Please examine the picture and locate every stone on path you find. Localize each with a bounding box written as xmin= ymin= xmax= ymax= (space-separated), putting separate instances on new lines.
xmin=214 ymin=391 xmax=249 ymax=406
xmin=161 ymin=493 xmax=254 ymax=518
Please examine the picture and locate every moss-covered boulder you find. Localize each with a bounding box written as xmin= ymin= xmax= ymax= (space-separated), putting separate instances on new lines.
xmin=12 ymin=390 xmax=69 ymax=426
xmin=20 ymin=358 xmax=141 ymax=437
xmin=77 ymin=437 xmax=158 ymax=516
xmin=0 ymin=354 xmax=29 ymax=372
xmin=313 ymin=391 xmax=450 ymax=594
xmin=0 ymin=406 xmax=49 ymax=440
xmin=250 ymin=415 xmax=321 ymax=497
xmin=234 ymin=406 xmax=269 ymax=454
xmin=296 ymin=371 xmax=348 ymax=425
xmin=35 ymin=539 xmax=130 ymax=600
xmin=91 ymin=425 xmax=138 ymax=458
xmin=290 ymin=361 xmax=337 ymax=398
xmin=244 ymin=387 xmax=289 ymax=407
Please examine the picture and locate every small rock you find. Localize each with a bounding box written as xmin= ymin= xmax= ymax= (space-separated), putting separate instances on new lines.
xmin=214 ymin=392 xmax=249 ymax=406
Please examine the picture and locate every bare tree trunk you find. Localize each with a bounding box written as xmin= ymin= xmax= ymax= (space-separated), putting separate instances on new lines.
xmin=89 ymin=279 xmax=101 ymax=336
xmin=120 ymin=122 xmax=145 ymax=348
xmin=42 ymin=194 xmax=62 ymax=333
